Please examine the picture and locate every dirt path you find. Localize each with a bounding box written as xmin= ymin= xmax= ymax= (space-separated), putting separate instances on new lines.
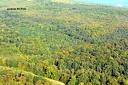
xmin=0 ymin=66 xmax=65 ymax=85
xmin=44 ymin=77 xmax=65 ymax=85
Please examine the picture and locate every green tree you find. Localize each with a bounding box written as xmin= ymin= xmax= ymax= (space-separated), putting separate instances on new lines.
xmin=77 ymin=74 xmax=88 ymax=84
xmin=68 ymin=76 xmax=77 ymax=85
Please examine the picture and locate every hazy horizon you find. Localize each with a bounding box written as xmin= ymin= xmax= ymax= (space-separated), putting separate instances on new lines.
xmin=74 ymin=0 xmax=128 ymax=8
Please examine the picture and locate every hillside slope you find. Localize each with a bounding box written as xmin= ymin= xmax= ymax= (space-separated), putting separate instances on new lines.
xmin=0 ymin=0 xmax=128 ymax=85
xmin=0 ymin=66 xmax=65 ymax=85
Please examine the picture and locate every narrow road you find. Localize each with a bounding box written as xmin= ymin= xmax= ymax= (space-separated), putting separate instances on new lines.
xmin=0 ymin=66 xmax=65 ymax=85
xmin=44 ymin=78 xmax=65 ymax=85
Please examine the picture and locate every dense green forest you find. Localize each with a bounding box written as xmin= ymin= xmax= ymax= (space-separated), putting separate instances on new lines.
xmin=0 ymin=0 xmax=128 ymax=85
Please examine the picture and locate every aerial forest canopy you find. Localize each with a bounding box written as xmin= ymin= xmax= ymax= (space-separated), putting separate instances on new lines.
xmin=0 ymin=0 xmax=128 ymax=85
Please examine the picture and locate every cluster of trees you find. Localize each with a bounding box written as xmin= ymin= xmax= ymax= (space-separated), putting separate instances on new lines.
xmin=0 ymin=40 xmax=128 ymax=85
xmin=0 ymin=0 xmax=128 ymax=85
xmin=0 ymin=66 xmax=53 ymax=85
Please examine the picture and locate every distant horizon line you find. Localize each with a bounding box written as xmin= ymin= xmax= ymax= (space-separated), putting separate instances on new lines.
xmin=73 ymin=0 xmax=128 ymax=8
